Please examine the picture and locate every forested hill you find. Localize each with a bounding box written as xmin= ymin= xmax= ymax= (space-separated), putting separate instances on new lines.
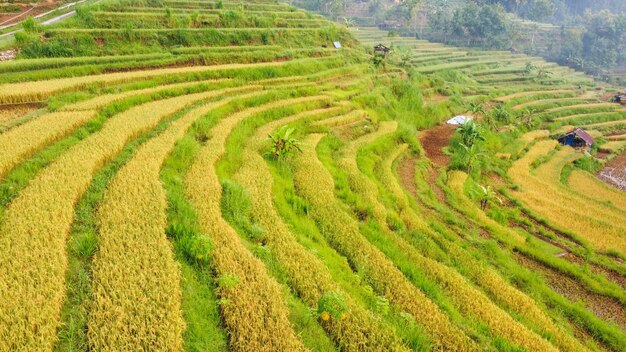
xmin=322 ymin=0 xmax=626 ymax=84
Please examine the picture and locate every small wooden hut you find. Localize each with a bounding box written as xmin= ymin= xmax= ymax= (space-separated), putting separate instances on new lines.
xmin=612 ymin=93 xmax=626 ymax=105
xmin=374 ymin=44 xmax=390 ymax=57
xmin=557 ymin=128 xmax=595 ymax=150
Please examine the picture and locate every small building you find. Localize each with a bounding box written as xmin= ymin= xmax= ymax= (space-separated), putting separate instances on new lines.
xmin=373 ymin=44 xmax=390 ymax=57
xmin=612 ymin=93 xmax=626 ymax=105
xmin=557 ymin=128 xmax=595 ymax=150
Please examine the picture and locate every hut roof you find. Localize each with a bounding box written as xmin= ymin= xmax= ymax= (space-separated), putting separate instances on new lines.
xmin=561 ymin=128 xmax=595 ymax=145
xmin=374 ymin=44 xmax=390 ymax=52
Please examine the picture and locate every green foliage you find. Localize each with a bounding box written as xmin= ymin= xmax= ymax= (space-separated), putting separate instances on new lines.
xmin=431 ymin=3 xmax=509 ymax=48
xmin=394 ymin=46 xmax=413 ymax=67
xmin=220 ymin=179 xmax=266 ymax=243
xmin=268 ymin=126 xmax=303 ymax=160
xmin=456 ymin=120 xmax=485 ymax=147
xmin=21 ymin=17 xmax=38 ymax=33
xmin=489 ymin=104 xmax=512 ymax=126
xmin=316 ymin=291 xmax=348 ymax=320
xmin=524 ymin=62 xmax=537 ymax=75
xmin=473 ymin=184 xmax=503 ymax=211
xmin=217 ymin=274 xmax=241 ymax=292
xmin=572 ymin=155 xmax=603 ymax=173
xmin=161 ymin=131 xmax=230 ymax=350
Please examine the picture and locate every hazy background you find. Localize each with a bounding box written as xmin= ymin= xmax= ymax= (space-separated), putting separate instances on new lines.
xmin=294 ymin=0 xmax=626 ymax=85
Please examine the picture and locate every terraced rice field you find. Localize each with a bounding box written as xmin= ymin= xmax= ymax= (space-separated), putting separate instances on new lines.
xmin=0 ymin=3 xmax=624 ymax=352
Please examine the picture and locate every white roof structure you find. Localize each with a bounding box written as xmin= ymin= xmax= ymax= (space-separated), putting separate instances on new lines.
xmin=446 ymin=115 xmax=472 ymax=125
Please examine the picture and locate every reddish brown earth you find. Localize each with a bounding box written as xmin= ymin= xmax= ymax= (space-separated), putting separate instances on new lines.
xmin=0 ymin=4 xmax=56 ymax=26
xmin=597 ymin=151 xmax=626 ymax=191
xmin=419 ymin=124 xmax=456 ymax=167
xmin=405 ymin=123 xmax=456 ymax=203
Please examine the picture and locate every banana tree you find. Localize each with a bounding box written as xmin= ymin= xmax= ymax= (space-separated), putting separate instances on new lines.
xmin=476 ymin=185 xmax=502 ymax=211
xmin=268 ymin=126 xmax=303 ymax=160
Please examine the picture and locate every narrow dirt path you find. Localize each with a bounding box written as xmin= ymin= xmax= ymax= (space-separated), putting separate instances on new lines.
xmin=397 ymin=155 xmax=417 ymax=197
xmin=396 ymin=123 xmax=456 ymax=204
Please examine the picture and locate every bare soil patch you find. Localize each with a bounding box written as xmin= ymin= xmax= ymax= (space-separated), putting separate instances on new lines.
xmin=0 ymin=4 xmax=56 ymax=26
xmin=417 ymin=123 xmax=457 ymax=203
xmin=419 ymin=123 xmax=455 ymax=167
xmin=597 ymin=151 xmax=626 ymax=191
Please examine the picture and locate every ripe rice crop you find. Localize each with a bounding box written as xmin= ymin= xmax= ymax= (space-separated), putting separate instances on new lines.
xmin=61 ymin=79 xmax=230 ymax=111
xmin=1 ymin=7 xmax=621 ymax=350
xmin=88 ymin=90 xmax=250 ymax=350
xmin=375 ymin=146 xmax=585 ymax=352
xmin=521 ymin=130 xmax=550 ymax=143
xmin=533 ymin=148 xmax=626 ymax=224
xmin=367 ymin=146 xmax=560 ymax=352
xmin=606 ymin=133 xmax=626 ymax=140
xmin=311 ymin=109 xmax=367 ymax=127
xmin=293 ymin=134 xmax=477 ymax=351
xmin=233 ymin=108 xmax=407 ymax=351
xmin=0 ymin=105 xmax=36 ymax=128
xmin=337 ymin=121 xmax=398 ymax=224
xmin=494 ymin=90 xmax=575 ymax=104
xmin=0 ymin=88 xmax=237 ymax=351
xmin=509 ymin=142 xmax=626 ymax=252
xmin=0 ymin=62 xmax=287 ymax=104
xmin=185 ymin=96 xmax=332 ymax=351
xmin=568 ymin=170 xmax=626 ymax=209
xmin=599 ymin=141 xmax=626 ymax=154
xmin=0 ymin=110 xmax=96 ymax=179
